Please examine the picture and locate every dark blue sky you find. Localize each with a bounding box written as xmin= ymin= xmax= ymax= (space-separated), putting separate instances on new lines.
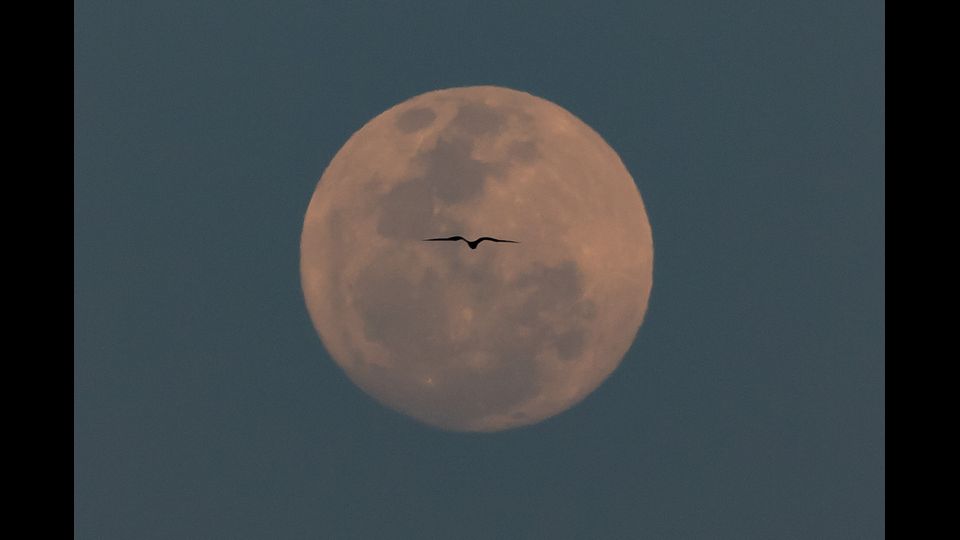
xmin=75 ymin=1 xmax=884 ymax=538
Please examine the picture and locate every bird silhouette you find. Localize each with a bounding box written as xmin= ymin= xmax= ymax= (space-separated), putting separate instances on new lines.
xmin=422 ymin=236 xmax=520 ymax=250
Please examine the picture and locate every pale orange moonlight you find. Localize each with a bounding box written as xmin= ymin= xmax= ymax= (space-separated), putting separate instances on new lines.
xmin=301 ymin=86 xmax=653 ymax=432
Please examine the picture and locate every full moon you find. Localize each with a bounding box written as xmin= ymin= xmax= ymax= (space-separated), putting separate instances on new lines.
xmin=301 ymin=86 xmax=653 ymax=432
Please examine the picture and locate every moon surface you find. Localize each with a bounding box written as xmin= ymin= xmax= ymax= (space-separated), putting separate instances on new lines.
xmin=301 ymin=86 xmax=653 ymax=432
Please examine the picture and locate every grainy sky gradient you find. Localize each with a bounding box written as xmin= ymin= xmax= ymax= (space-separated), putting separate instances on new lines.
xmin=75 ymin=1 xmax=884 ymax=538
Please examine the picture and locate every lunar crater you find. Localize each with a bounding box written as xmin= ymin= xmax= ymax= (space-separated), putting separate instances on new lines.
xmin=396 ymin=107 xmax=436 ymax=133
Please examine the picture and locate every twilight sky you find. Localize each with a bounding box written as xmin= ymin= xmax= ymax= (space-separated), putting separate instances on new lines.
xmin=75 ymin=1 xmax=884 ymax=538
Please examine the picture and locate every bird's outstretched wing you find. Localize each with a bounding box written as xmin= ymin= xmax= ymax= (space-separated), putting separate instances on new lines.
xmin=476 ymin=237 xmax=519 ymax=244
xmin=423 ymin=236 xmax=467 ymax=242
